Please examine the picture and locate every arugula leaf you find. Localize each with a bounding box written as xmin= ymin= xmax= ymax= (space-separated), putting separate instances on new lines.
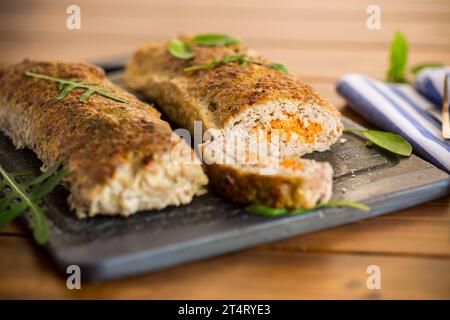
xmin=246 ymin=205 xmax=288 ymax=216
xmin=25 ymin=71 xmax=128 ymax=103
xmin=192 ymin=34 xmax=241 ymax=47
xmin=268 ymin=63 xmax=289 ymax=74
xmin=386 ymin=31 xmax=409 ymax=83
xmin=317 ymin=200 xmax=370 ymax=212
xmin=411 ymin=62 xmax=444 ymax=75
xmin=222 ymin=54 xmax=249 ymax=64
xmin=344 ymin=128 xmax=412 ymax=156
xmin=168 ymin=38 xmax=194 ymax=59
xmin=245 ymin=200 xmax=369 ymax=217
xmin=0 ymin=162 xmax=68 ymax=245
xmin=183 ymin=54 xmax=246 ymax=72
xmin=184 ymin=54 xmax=289 ymax=74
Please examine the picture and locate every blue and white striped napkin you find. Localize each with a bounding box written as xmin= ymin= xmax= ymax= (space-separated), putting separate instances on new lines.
xmin=416 ymin=67 xmax=450 ymax=107
xmin=336 ymin=69 xmax=450 ymax=173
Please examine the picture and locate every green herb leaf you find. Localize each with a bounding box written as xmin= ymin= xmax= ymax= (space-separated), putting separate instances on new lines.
xmin=268 ymin=63 xmax=288 ymax=74
xmin=288 ymin=207 xmax=309 ymax=215
xmin=192 ymin=34 xmax=241 ymax=47
xmin=245 ymin=201 xmax=369 ymax=217
xmin=183 ymin=63 xmax=214 ymax=73
xmin=317 ymin=200 xmax=370 ymax=212
xmin=25 ymin=71 xmax=128 ymax=103
xmin=363 ymin=130 xmax=412 ymax=156
xmin=0 ymin=162 xmax=68 ymax=245
xmin=245 ymin=204 xmax=288 ymax=216
xmin=184 ymin=54 xmax=289 ymax=74
xmin=222 ymin=54 xmax=249 ymax=64
xmin=184 ymin=54 xmax=247 ymax=72
xmin=411 ymin=62 xmax=444 ymax=75
xmin=344 ymin=128 xmax=412 ymax=156
xmin=168 ymin=39 xmax=194 ymax=59
xmin=386 ymin=31 xmax=409 ymax=83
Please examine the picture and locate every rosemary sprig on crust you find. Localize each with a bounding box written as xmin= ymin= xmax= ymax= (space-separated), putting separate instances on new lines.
xmin=183 ymin=54 xmax=288 ymax=74
xmin=25 ymin=71 xmax=128 ymax=103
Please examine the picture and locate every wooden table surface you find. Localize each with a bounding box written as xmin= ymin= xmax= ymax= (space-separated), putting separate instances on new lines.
xmin=0 ymin=0 xmax=449 ymax=299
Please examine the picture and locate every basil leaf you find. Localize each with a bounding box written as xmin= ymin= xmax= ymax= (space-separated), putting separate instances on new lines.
xmin=386 ymin=31 xmax=409 ymax=83
xmin=193 ymin=34 xmax=241 ymax=47
xmin=344 ymin=128 xmax=412 ymax=157
xmin=269 ymin=63 xmax=288 ymax=74
xmin=168 ymin=39 xmax=193 ymax=59
xmin=363 ymin=130 xmax=412 ymax=156
xmin=245 ymin=205 xmax=288 ymax=216
xmin=411 ymin=62 xmax=444 ymax=75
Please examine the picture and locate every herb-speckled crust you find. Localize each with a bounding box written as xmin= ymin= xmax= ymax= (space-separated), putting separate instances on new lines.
xmin=204 ymin=163 xmax=332 ymax=209
xmin=0 ymin=60 xmax=207 ymax=215
xmin=124 ymin=39 xmax=341 ymax=131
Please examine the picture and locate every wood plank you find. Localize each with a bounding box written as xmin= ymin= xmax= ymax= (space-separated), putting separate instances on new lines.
xmin=2 ymin=3 xmax=449 ymax=23
xmin=0 ymin=237 xmax=448 ymax=299
xmin=1 ymin=13 xmax=448 ymax=47
xmin=4 ymin=0 xmax=450 ymax=16
xmin=0 ymin=222 xmax=28 ymax=237
xmin=264 ymin=198 xmax=450 ymax=258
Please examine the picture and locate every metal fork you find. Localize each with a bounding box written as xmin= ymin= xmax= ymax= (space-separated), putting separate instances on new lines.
xmin=443 ymin=74 xmax=450 ymax=139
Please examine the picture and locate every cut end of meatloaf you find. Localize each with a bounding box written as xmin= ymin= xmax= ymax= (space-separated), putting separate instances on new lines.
xmin=201 ymin=138 xmax=333 ymax=209
xmin=224 ymin=100 xmax=343 ymax=157
xmin=70 ymin=140 xmax=208 ymax=218
xmin=203 ymin=157 xmax=333 ymax=210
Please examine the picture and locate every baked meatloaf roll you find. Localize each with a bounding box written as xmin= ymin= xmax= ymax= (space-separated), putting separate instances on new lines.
xmin=124 ymin=37 xmax=343 ymax=157
xmin=0 ymin=60 xmax=208 ymax=218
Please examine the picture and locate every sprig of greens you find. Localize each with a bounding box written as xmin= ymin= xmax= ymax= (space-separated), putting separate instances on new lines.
xmin=386 ymin=31 xmax=444 ymax=82
xmin=0 ymin=162 xmax=68 ymax=245
xmin=183 ymin=54 xmax=247 ymax=72
xmin=267 ymin=63 xmax=289 ymax=74
xmin=25 ymin=71 xmax=128 ymax=103
xmin=168 ymin=33 xmax=241 ymax=60
xmin=246 ymin=200 xmax=370 ymax=217
xmin=168 ymin=33 xmax=288 ymax=73
xmin=344 ymin=128 xmax=412 ymax=156
xmin=184 ymin=54 xmax=288 ymax=73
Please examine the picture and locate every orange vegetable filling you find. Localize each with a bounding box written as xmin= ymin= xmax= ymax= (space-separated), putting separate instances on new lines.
xmin=280 ymin=158 xmax=303 ymax=171
xmin=252 ymin=117 xmax=323 ymax=143
xmin=268 ymin=118 xmax=322 ymax=143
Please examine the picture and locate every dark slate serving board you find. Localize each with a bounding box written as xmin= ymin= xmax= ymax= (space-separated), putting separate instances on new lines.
xmin=0 ymin=67 xmax=448 ymax=282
